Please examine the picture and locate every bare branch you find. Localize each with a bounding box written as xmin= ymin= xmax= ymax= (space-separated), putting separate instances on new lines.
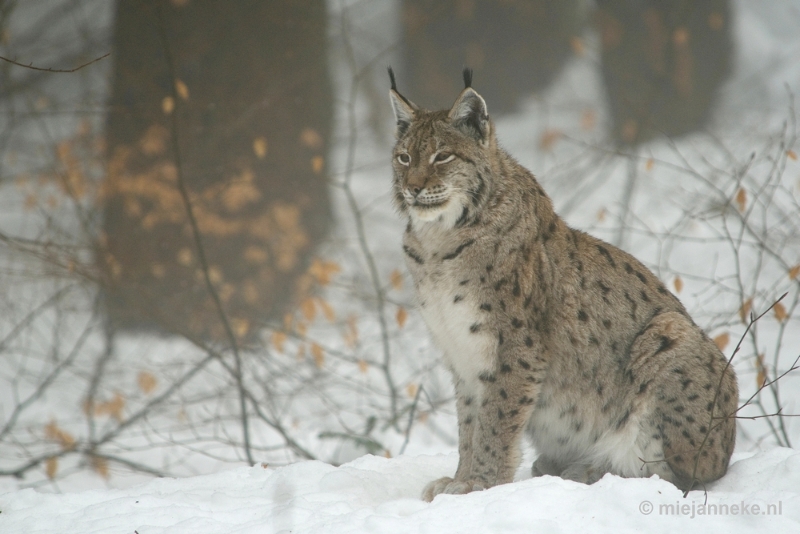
xmin=0 ymin=52 xmax=110 ymax=73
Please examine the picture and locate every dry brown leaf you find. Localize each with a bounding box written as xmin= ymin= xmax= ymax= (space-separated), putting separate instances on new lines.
xmin=788 ymin=149 xmax=798 ymax=161
xmin=735 ymin=188 xmax=747 ymax=212
xmin=311 ymin=156 xmax=324 ymax=174
xmin=539 ymin=129 xmax=562 ymax=151
xmin=232 ymin=318 xmax=250 ymax=338
xmin=272 ymin=202 xmax=301 ymax=231
xmin=596 ymin=208 xmax=607 ymax=222
xmin=739 ymin=298 xmax=753 ymax=323
xmin=296 ymin=343 xmax=306 ymax=361
xmin=283 ymin=313 xmax=294 ymax=331
xmin=253 ymin=137 xmax=268 ymax=159
xmin=673 ymin=276 xmax=683 ymax=293
xmin=343 ymin=315 xmax=358 ymax=348
xmin=774 ymin=302 xmax=788 ymax=322
xmin=308 ymin=258 xmax=341 ymax=286
xmin=207 ymin=266 xmax=223 ymax=285
xmin=357 ymin=360 xmax=368 ymax=373
xmin=140 ymin=124 xmax=169 ymax=156
xmin=177 ymin=247 xmax=193 ymax=266
xmin=151 ymin=264 xmax=166 ymax=279
xmin=175 ymin=79 xmax=189 ymax=100
xmin=272 ymin=331 xmax=287 ymax=353
xmin=673 ymin=27 xmax=689 ymax=46
xmin=755 ymin=353 xmax=767 ymax=388
xmin=300 ymin=128 xmax=323 ymax=149
xmin=390 ymin=269 xmax=404 ymax=291
xmin=84 ymin=391 xmax=125 ymax=421
xmin=300 ymin=298 xmax=317 ymax=322
xmin=645 ymin=158 xmax=655 ymax=171
xmin=45 ymin=457 xmax=58 ymax=480
xmin=318 ymin=298 xmax=336 ymax=322
xmin=789 ymin=265 xmax=800 ymax=280
xmin=621 ymin=120 xmax=638 ymax=143
xmin=44 ymin=421 xmax=75 ymax=450
xmin=137 ymin=371 xmax=157 ymax=395
xmin=221 ymin=171 xmax=261 ymax=212
xmin=295 ymin=321 xmax=308 ymax=338
xmin=91 ymin=455 xmax=109 ymax=478
xmin=406 ymin=383 xmax=418 ymax=398
xmin=243 ymin=246 xmax=268 ymax=264
xmin=580 ymin=109 xmax=596 ymax=131
xmin=570 ymin=36 xmax=585 ymax=56
xmin=396 ymin=307 xmax=408 ymax=329
xmin=311 ymin=343 xmax=324 ymax=368
xmin=105 ymin=392 xmax=125 ymax=422
xmin=162 ymin=96 xmax=175 ymax=115
xmin=713 ymin=332 xmax=729 ymax=351
xmin=708 ymin=11 xmax=724 ymax=30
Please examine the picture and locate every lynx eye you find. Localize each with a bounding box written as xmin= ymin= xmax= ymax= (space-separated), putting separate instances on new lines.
xmin=433 ymin=152 xmax=455 ymax=164
xmin=397 ymin=153 xmax=410 ymax=166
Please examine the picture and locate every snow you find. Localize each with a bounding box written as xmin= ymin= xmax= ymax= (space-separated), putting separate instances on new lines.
xmin=2 ymin=449 xmax=799 ymax=533
xmin=1 ymin=0 xmax=800 ymax=532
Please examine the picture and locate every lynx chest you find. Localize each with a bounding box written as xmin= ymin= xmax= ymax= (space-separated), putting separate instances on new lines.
xmin=405 ymin=237 xmax=496 ymax=393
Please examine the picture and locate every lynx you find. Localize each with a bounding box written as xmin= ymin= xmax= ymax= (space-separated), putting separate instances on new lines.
xmin=388 ymin=69 xmax=738 ymax=502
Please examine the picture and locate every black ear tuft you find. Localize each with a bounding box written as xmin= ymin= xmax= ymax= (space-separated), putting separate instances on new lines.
xmin=388 ymin=68 xmax=418 ymax=137
xmin=463 ymin=68 xmax=473 ymax=89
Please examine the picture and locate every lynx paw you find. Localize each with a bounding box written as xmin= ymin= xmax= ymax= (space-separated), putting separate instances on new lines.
xmin=560 ymin=463 xmax=606 ymax=485
xmin=422 ymin=476 xmax=486 ymax=502
xmin=532 ymin=455 xmax=563 ymax=477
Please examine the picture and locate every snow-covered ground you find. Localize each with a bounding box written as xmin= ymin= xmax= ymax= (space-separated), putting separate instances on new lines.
xmin=1 ymin=0 xmax=800 ymax=532
xmin=2 ymin=448 xmax=799 ymax=533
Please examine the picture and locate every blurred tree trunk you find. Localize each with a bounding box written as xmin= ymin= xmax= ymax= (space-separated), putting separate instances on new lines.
xmin=596 ymin=0 xmax=732 ymax=145
xmin=400 ymin=0 xmax=584 ymax=114
xmin=100 ymin=0 xmax=332 ymax=342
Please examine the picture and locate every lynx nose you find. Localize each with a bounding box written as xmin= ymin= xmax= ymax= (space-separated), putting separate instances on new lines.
xmin=410 ymin=186 xmax=422 ymax=196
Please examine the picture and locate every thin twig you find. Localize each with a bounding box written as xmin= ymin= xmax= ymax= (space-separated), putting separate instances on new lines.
xmin=153 ymin=3 xmax=254 ymax=465
xmin=399 ymin=385 xmax=424 ymax=456
xmin=684 ymin=292 xmax=788 ymax=497
xmin=614 ymin=151 xmax=638 ymax=248
xmin=0 ymin=311 xmax=94 ymax=441
xmin=0 ymin=52 xmax=110 ymax=73
xmin=337 ymin=2 xmax=400 ymax=426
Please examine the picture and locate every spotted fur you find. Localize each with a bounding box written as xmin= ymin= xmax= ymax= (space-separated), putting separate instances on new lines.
xmin=389 ymin=69 xmax=738 ymax=501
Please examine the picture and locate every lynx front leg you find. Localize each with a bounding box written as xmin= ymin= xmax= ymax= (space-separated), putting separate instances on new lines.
xmin=422 ymin=377 xmax=478 ymax=502
xmin=423 ymin=358 xmax=541 ymax=501
xmin=466 ymin=374 xmax=539 ymax=489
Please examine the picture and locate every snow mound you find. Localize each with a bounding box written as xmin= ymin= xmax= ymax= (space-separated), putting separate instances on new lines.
xmin=2 ymin=449 xmax=799 ymax=533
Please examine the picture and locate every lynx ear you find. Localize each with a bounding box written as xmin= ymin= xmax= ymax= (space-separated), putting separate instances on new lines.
xmin=449 ymin=80 xmax=489 ymax=142
xmin=388 ymin=67 xmax=417 ymax=137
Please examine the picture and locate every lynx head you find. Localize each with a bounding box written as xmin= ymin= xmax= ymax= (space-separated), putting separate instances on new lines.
xmin=389 ymin=68 xmax=495 ymax=229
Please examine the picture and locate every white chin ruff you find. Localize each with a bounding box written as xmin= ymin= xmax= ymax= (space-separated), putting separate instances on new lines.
xmin=410 ymin=197 xmax=464 ymax=228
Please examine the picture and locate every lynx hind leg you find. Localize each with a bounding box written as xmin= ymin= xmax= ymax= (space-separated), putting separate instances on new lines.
xmin=629 ymin=311 xmax=738 ymax=490
xmin=533 ymin=456 xmax=607 ymax=484
xmin=532 ymin=455 xmax=564 ymax=477
xmin=559 ymin=463 xmax=607 ymax=485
